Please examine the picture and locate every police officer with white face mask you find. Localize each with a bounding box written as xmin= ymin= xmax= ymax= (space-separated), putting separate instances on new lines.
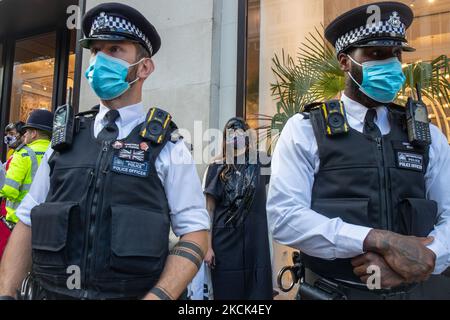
xmin=268 ymin=1 xmax=450 ymax=300
xmin=0 ymin=2 xmax=209 ymax=300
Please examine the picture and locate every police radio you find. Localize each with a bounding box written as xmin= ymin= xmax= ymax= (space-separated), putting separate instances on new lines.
xmin=321 ymin=100 xmax=350 ymax=136
xmin=51 ymin=104 xmax=74 ymax=152
xmin=140 ymin=108 xmax=172 ymax=144
xmin=406 ymin=84 xmax=432 ymax=147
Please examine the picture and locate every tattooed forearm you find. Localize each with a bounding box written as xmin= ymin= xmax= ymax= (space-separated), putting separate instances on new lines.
xmin=363 ymin=229 xmax=436 ymax=283
xmin=144 ymin=231 xmax=208 ymax=301
xmin=170 ymin=241 xmax=205 ymax=270
xmin=148 ymin=286 xmax=174 ymax=301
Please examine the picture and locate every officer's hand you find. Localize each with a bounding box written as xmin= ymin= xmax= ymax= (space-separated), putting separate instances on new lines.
xmin=363 ymin=230 xmax=436 ymax=283
xmin=351 ymin=252 xmax=405 ymax=289
xmin=204 ymin=248 xmax=215 ymax=269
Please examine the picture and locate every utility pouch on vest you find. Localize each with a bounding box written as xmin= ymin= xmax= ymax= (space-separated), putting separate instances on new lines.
xmin=398 ymin=198 xmax=438 ymax=237
xmin=320 ymin=100 xmax=350 ymax=136
xmin=31 ymin=202 xmax=80 ymax=267
xmin=140 ymin=108 xmax=172 ymax=144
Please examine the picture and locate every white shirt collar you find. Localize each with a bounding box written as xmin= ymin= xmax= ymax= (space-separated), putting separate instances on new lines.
xmin=341 ymin=93 xmax=388 ymax=125
xmin=98 ymin=102 xmax=145 ymax=126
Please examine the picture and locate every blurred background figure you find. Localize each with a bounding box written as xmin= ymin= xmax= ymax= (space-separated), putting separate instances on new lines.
xmin=4 ymin=122 xmax=25 ymax=162
xmin=203 ymin=117 xmax=272 ymax=300
xmin=0 ymin=122 xmax=26 ymax=261
xmin=0 ymin=110 xmax=52 ymax=235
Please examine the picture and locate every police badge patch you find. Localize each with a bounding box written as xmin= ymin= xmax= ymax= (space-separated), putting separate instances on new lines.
xmin=396 ymin=151 xmax=424 ymax=172
xmin=388 ymin=12 xmax=402 ymax=28
xmin=111 ymin=142 xmax=150 ymax=177
xmin=118 ymin=148 xmax=146 ymax=162
xmin=111 ymin=156 xmax=150 ymax=178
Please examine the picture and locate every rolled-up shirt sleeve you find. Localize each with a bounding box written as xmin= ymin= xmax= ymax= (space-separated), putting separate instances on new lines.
xmin=267 ymin=114 xmax=372 ymax=260
xmin=157 ymin=140 xmax=210 ymax=237
xmin=16 ymin=147 xmax=53 ymax=226
xmin=425 ymin=125 xmax=450 ymax=274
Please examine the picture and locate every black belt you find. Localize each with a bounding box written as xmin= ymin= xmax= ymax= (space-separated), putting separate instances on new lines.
xmin=302 ymin=268 xmax=418 ymax=300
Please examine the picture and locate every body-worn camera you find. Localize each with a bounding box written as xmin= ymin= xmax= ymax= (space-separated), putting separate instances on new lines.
xmin=140 ymin=108 xmax=172 ymax=144
xmin=321 ymin=100 xmax=350 ymax=136
xmin=51 ymin=104 xmax=74 ymax=152
xmin=406 ymin=84 xmax=432 ymax=147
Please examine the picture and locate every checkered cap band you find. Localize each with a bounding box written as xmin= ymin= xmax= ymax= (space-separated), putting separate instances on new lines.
xmin=335 ymin=20 xmax=406 ymax=53
xmin=90 ymin=12 xmax=153 ymax=56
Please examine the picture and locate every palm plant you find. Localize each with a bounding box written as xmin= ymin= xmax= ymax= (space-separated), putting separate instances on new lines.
xmin=255 ymin=27 xmax=450 ymax=151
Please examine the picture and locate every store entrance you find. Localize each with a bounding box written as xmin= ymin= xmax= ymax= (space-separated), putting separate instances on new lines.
xmin=0 ymin=0 xmax=82 ymax=159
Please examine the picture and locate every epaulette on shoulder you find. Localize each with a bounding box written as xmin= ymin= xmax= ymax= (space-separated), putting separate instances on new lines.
xmin=15 ymin=143 xmax=25 ymax=152
xmin=299 ymin=102 xmax=324 ymax=120
xmin=76 ymin=105 xmax=100 ymax=119
xmin=302 ymin=102 xmax=323 ymax=113
xmin=388 ymin=103 xmax=406 ymax=114
xmin=169 ymin=121 xmax=183 ymax=144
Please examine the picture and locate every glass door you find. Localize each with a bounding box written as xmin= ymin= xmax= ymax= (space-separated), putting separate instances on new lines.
xmin=0 ymin=43 xmax=3 ymax=105
xmin=9 ymin=32 xmax=56 ymax=123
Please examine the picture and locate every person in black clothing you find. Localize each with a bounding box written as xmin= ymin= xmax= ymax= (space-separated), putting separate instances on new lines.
xmin=204 ymin=117 xmax=273 ymax=300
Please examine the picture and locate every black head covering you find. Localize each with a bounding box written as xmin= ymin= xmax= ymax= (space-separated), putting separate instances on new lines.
xmin=325 ymin=1 xmax=415 ymax=55
xmin=80 ymin=2 xmax=161 ymax=57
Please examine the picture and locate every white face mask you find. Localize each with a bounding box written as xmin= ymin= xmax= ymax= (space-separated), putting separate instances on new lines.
xmin=4 ymin=135 xmax=17 ymax=146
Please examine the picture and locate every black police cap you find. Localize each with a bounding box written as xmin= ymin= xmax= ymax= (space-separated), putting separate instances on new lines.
xmin=22 ymin=109 xmax=54 ymax=134
xmin=325 ymin=1 xmax=415 ymax=55
xmin=80 ymin=2 xmax=161 ymax=57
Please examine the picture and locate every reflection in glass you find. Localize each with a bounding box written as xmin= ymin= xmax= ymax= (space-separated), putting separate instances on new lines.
xmin=0 ymin=44 xmax=3 ymax=109
xmin=66 ymin=29 xmax=77 ymax=103
xmin=9 ymin=33 xmax=56 ymax=123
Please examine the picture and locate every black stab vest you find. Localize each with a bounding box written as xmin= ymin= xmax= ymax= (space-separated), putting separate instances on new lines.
xmin=30 ymin=111 xmax=176 ymax=299
xmin=302 ymin=104 xmax=433 ymax=283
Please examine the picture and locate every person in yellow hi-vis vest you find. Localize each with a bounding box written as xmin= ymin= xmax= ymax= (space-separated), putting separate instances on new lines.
xmin=0 ymin=110 xmax=53 ymax=225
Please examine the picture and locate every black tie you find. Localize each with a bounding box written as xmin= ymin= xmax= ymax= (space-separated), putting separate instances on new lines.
xmin=363 ymin=109 xmax=382 ymax=139
xmin=98 ymin=110 xmax=120 ymax=141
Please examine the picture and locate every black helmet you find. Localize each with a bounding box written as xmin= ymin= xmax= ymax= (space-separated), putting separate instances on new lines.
xmin=22 ymin=109 xmax=54 ymax=133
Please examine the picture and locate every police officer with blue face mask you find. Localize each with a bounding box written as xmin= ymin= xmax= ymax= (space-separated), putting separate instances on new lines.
xmin=268 ymin=1 xmax=450 ymax=300
xmin=0 ymin=2 xmax=210 ymax=300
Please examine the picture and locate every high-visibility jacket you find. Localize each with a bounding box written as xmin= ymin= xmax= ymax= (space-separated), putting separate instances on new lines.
xmin=7 ymin=149 xmax=14 ymax=160
xmin=0 ymin=139 xmax=50 ymax=223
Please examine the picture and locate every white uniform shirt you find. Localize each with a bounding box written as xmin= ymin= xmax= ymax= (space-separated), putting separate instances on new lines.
xmin=267 ymin=94 xmax=450 ymax=274
xmin=16 ymin=102 xmax=210 ymax=237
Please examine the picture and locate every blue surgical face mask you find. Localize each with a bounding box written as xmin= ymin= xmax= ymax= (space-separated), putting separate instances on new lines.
xmin=85 ymin=52 xmax=146 ymax=101
xmin=347 ymin=55 xmax=406 ymax=104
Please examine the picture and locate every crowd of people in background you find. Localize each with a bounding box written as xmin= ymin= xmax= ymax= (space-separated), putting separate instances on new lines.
xmin=0 ymin=110 xmax=54 ymax=260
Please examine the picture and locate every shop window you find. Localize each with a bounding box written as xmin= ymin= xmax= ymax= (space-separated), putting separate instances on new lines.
xmin=0 ymin=44 xmax=3 ymax=106
xmin=67 ymin=29 xmax=77 ymax=102
xmin=9 ymin=32 xmax=56 ymax=123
